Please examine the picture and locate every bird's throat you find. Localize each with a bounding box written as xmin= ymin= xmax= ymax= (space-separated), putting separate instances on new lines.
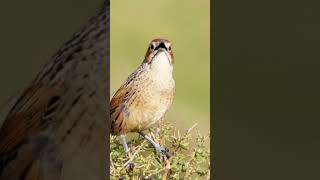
xmin=150 ymin=52 xmax=173 ymax=77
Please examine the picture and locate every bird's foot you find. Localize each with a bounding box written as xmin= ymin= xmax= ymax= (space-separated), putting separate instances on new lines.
xmin=138 ymin=131 xmax=171 ymax=161
xmin=154 ymin=145 xmax=171 ymax=161
xmin=123 ymin=154 xmax=135 ymax=171
xmin=125 ymin=161 xmax=135 ymax=171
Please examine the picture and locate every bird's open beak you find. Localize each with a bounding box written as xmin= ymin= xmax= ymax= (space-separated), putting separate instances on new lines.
xmin=154 ymin=42 xmax=168 ymax=51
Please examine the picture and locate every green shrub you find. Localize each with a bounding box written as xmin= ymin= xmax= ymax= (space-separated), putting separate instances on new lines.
xmin=110 ymin=123 xmax=210 ymax=179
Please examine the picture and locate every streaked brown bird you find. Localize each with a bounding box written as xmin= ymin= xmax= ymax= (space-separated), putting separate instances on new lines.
xmin=110 ymin=38 xmax=175 ymax=159
xmin=0 ymin=1 xmax=109 ymax=179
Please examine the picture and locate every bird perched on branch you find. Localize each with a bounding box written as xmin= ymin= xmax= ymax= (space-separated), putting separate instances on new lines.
xmin=110 ymin=38 xmax=175 ymax=160
xmin=0 ymin=1 xmax=109 ymax=179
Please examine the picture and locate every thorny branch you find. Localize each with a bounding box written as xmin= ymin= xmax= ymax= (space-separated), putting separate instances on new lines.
xmin=110 ymin=123 xmax=210 ymax=179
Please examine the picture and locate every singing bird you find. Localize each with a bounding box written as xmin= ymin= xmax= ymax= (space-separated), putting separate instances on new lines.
xmin=0 ymin=1 xmax=109 ymax=179
xmin=110 ymin=39 xmax=175 ymax=159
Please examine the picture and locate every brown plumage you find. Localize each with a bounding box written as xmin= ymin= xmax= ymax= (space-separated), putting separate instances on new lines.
xmin=110 ymin=39 xmax=175 ymax=160
xmin=0 ymin=1 xmax=109 ymax=179
xmin=110 ymin=39 xmax=175 ymax=135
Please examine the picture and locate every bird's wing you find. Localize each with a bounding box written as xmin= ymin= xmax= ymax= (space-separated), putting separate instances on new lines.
xmin=110 ymin=85 xmax=129 ymax=134
xmin=0 ymin=84 xmax=64 ymax=179
xmin=110 ymin=84 xmax=132 ymax=135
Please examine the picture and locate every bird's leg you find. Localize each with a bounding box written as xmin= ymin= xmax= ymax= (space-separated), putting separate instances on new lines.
xmin=120 ymin=134 xmax=129 ymax=155
xmin=138 ymin=132 xmax=170 ymax=160
xmin=120 ymin=134 xmax=134 ymax=170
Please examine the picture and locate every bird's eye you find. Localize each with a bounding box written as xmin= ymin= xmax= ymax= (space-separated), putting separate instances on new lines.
xmin=168 ymin=46 xmax=172 ymax=51
xmin=150 ymin=44 xmax=154 ymax=50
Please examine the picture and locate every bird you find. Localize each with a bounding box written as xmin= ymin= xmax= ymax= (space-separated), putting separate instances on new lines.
xmin=110 ymin=38 xmax=175 ymax=160
xmin=0 ymin=1 xmax=109 ymax=179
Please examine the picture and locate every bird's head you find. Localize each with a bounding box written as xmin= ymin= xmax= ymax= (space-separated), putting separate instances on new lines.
xmin=143 ymin=39 xmax=174 ymax=66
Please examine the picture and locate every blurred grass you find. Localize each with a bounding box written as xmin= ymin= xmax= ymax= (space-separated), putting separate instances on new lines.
xmin=110 ymin=0 xmax=210 ymax=133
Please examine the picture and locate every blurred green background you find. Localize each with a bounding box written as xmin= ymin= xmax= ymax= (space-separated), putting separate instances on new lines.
xmin=110 ymin=0 xmax=210 ymax=134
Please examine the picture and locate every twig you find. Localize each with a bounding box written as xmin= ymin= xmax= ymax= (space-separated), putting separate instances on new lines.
xmin=110 ymin=153 xmax=117 ymax=177
xmin=120 ymin=141 xmax=147 ymax=171
xmin=183 ymin=152 xmax=196 ymax=180
xmin=162 ymin=123 xmax=198 ymax=179
xmin=161 ymin=159 xmax=171 ymax=180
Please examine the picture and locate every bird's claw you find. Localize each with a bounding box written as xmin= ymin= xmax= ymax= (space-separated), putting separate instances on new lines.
xmin=123 ymin=153 xmax=134 ymax=172
xmin=125 ymin=161 xmax=135 ymax=171
xmin=156 ymin=146 xmax=171 ymax=161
